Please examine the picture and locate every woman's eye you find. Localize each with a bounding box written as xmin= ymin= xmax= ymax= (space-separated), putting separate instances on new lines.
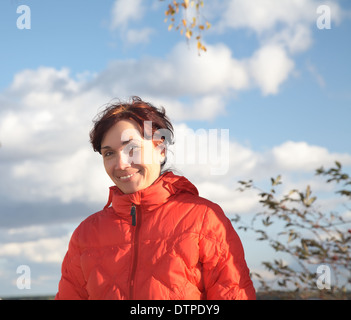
xmin=104 ymin=151 xmax=113 ymax=157
xmin=129 ymin=146 xmax=141 ymax=156
xmin=124 ymin=143 xmax=140 ymax=153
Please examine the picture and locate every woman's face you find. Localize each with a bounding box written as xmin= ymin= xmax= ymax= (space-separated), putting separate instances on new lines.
xmin=101 ymin=119 xmax=165 ymax=194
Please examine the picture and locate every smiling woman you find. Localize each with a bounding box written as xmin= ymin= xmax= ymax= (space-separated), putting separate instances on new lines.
xmin=55 ymin=96 xmax=256 ymax=300
xmin=90 ymin=96 xmax=174 ymax=194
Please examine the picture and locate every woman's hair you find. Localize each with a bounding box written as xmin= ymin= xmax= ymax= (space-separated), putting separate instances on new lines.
xmin=90 ymin=96 xmax=174 ymax=168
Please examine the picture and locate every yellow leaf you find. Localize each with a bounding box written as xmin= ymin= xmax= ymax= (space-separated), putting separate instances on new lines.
xmin=182 ymin=19 xmax=187 ymax=27
xmin=197 ymin=41 xmax=207 ymax=53
xmin=185 ymin=30 xmax=192 ymax=39
xmin=184 ymin=0 xmax=189 ymax=9
xmin=206 ymin=21 xmax=211 ymax=29
xmin=191 ymin=17 xmax=196 ymax=28
xmin=168 ymin=24 xmax=173 ymax=31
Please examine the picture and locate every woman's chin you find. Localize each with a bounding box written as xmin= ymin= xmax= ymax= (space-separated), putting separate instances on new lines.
xmin=115 ymin=174 xmax=143 ymax=194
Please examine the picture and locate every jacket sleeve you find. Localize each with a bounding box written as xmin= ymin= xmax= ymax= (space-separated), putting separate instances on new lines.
xmin=199 ymin=204 xmax=256 ymax=300
xmin=55 ymin=228 xmax=88 ymax=300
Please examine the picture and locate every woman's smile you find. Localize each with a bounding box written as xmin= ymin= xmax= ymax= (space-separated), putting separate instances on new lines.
xmin=116 ymin=170 xmax=141 ymax=182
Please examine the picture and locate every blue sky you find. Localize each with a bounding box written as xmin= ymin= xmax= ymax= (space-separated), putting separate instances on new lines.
xmin=0 ymin=0 xmax=351 ymax=297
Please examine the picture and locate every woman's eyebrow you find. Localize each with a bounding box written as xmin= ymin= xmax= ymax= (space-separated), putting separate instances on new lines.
xmin=101 ymin=138 xmax=140 ymax=151
xmin=121 ymin=138 xmax=142 ymax=145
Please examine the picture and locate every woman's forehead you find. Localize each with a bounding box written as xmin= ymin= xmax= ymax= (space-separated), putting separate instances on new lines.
xmin=102 ymin=119 xmax=143 ymax=148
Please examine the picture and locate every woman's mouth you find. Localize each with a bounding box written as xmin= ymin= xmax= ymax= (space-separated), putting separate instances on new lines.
xmin=118 ymin=170 xmax=140 ymax=181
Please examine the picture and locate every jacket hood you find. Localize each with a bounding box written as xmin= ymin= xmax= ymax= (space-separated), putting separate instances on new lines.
xmin=104 ymin=171 xmax=199 ymax=214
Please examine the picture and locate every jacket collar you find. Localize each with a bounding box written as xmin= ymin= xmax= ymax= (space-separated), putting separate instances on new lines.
xmin=104 ymin=171 xmax=198 ymax=215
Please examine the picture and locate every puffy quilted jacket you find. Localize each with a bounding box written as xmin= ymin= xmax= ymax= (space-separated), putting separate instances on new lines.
xmin=55 ymin=172 xmax=256 ymax=300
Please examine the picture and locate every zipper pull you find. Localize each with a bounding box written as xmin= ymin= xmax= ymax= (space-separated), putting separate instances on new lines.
xmin=130 ymin=204 xmax=136 ymax=226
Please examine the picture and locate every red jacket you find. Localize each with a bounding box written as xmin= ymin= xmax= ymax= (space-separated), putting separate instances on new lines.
xmin=56 ymin=172 xmax=255 ymax=300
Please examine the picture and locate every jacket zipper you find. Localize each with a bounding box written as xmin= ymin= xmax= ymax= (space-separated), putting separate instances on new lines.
xmin=130 ymin=204 xmax=136 ymax=226
xmin=129 ymin=203 xmax=140 ymax=299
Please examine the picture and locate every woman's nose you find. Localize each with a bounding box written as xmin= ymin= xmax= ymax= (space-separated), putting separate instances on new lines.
xmin=114 ymin=152 xmax=131 ymax=170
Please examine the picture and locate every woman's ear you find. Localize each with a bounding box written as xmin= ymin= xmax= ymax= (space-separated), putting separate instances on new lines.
xmin=158 ymin=142 xmax=166 ymax=163
xmin=153 ymin=139 xmax=166 ymax=164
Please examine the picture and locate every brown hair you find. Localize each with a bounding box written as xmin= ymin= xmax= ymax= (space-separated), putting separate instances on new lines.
xmin=89 ymin=96 xmax=174 ymax=167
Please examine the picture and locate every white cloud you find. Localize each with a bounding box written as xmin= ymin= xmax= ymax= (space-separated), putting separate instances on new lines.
xmin=92 ymin=40 xmax=293 ymax=102
xmin=0 ymin=234 xmax=70 ymax=264
xmin=248 ymin=44 xmax=295 ymax=95
xmin=167 ymin=42 xmax=250 ymax=94
xmin=92 ymin=41 xmax=250 ymax=99
xmin=220 ymin=0 xmax=343 ymax=34
xmin=266 ymin=24 xmax=313 ymax=54
xmin=221 ymin=0 xmax=316 ymax=33
xmin=9 ymin=67 xmax=79 ymax=95
xmin=9 ymin=147 xmax=110 ymax=203
xmin=272 ymin=141 xmax=351 ymax=171
xmin=110 ymin=0 xmax=145 ymax=29
xmin=125 ymin=27 xmax=154 ymax=44
xmin=215 ymin=0 xmax=345 ymax=77
xmin=196 ymin=181 xmax=259 ymax=215
xmin=109 ymin=0 xmax=155 ymax=46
